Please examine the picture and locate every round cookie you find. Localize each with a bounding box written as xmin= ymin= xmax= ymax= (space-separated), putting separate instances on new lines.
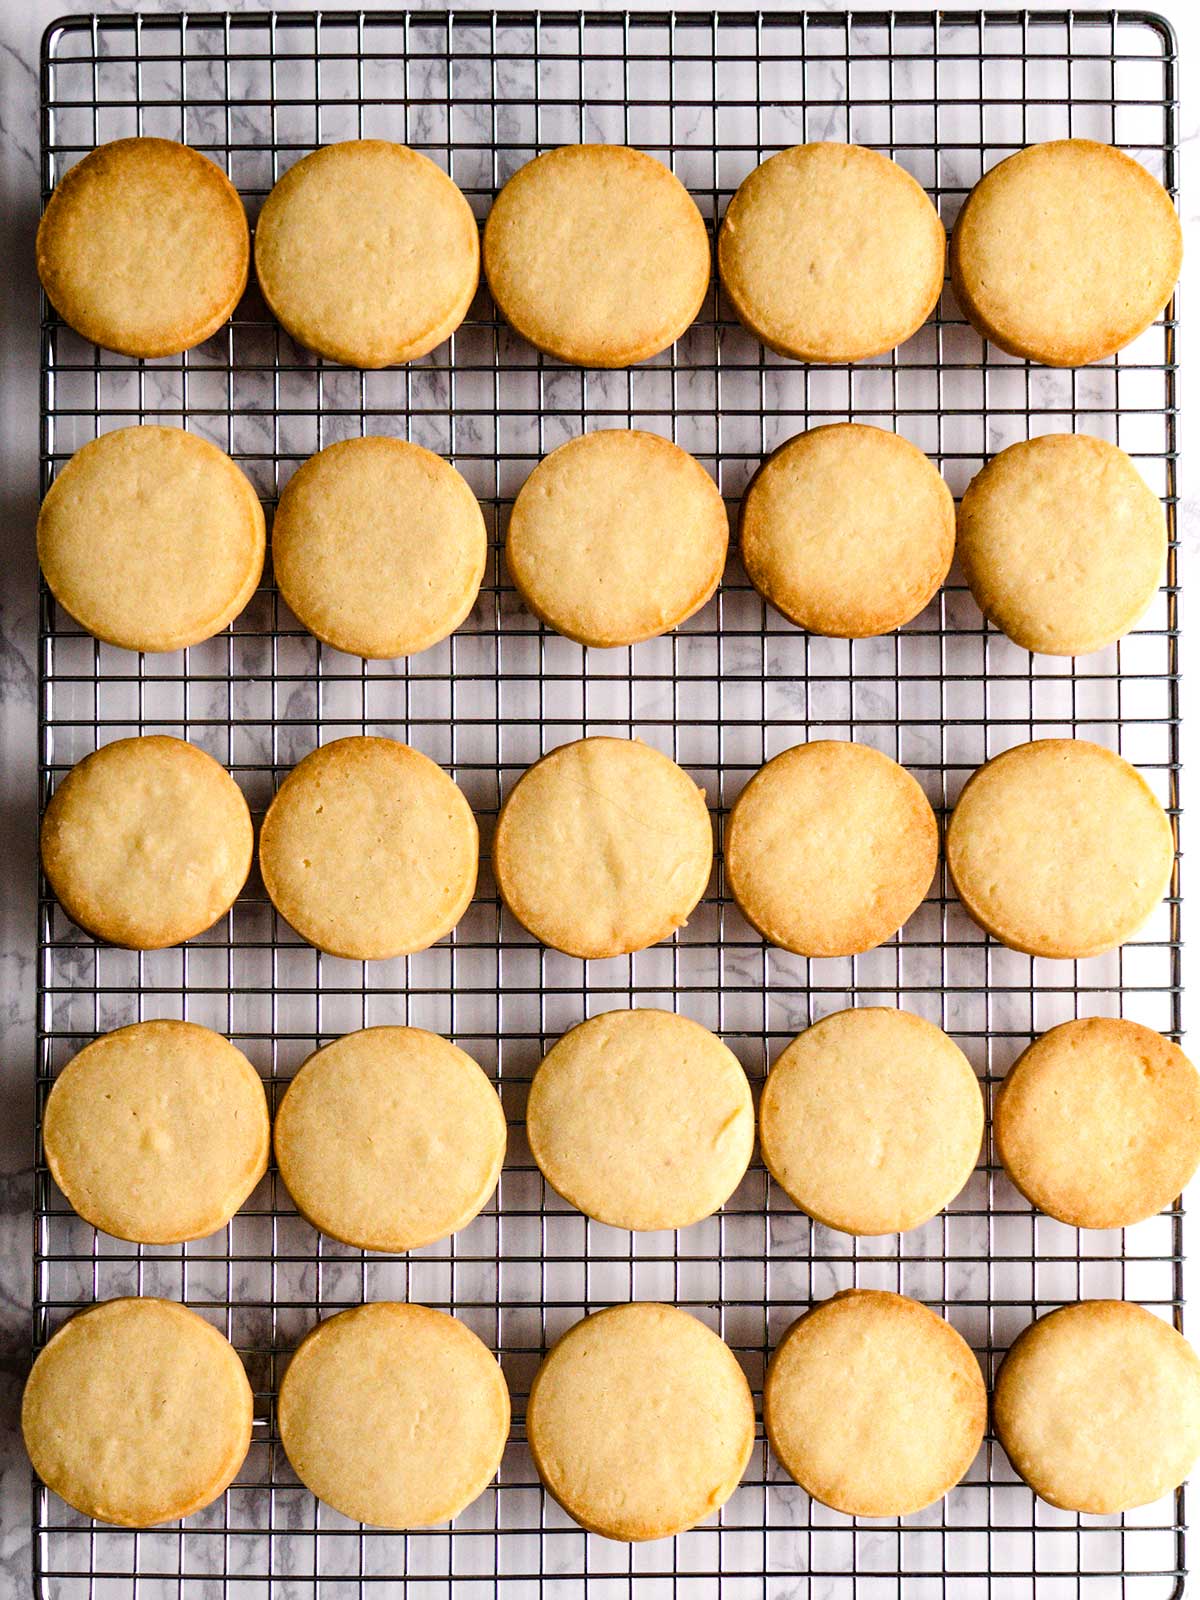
xmin=759 ymin=1009 xmax=983 ymax=1235
xmin=725 ymin=741 xmax=938 ymax=958
xmin=994 ymin=1300 xmax=1200 ymax=1513
xmin=994 ymin=1018 xmax=1200 ymax=1230
xmin=526 ymin=1009 xmax=753 ymax=1230
xmin=278 ymin=1302 xmax=509 ymax=1527
xmin=41 ymin=736 xmax=253 ymax=949
xmin=254 ymin=141 xmax=479 ymax=367
xmin=957 ymin=434 xmax=1167 ymax=656
xmin=506 ymin=430 xmax=729 ymax=648
xmin=483 ymin=144 xmax=710 ymax=367
xmin=259 ymin=736 xmax=478 ymax=961
xmin=764 ymin=1289 xmax=986 ymax=1517
xmin=37 ymin=137 xmax=249 ymax=358
xmin=718 ymin=143 xmax=945 ymax=363
xmin=275 ymin=1026 xmax=506 ymax=1252
xmin=527 ymin=1302 xmax=754 ymax=1539
xmin=951 ymin=140 xmax=1182 ymax=367
xmin=272 ymin=436 xmax=487 ymax=659
xmin=739 ymin=424 xmax=954 ymax=637
xmin=43 ymin=1020 xmax=269 ymax=1245
xmin=22 ymin=1298 xmax=253 ymax=1527
xmin=38 ymin=426 xmax=265 ymax=653
xmin=946 ymin=739 xmax=1174 ymax=959
xmin=493 ymin=737 xmax=712 ymax=959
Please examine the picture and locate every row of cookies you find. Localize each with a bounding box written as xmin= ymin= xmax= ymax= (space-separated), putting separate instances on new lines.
xmin=38 ymin=134 xmax=1181 ymax=370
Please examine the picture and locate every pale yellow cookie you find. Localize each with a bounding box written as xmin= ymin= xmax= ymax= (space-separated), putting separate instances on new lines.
xmin=951 ymin=140 xmax=1183 ymax=366
xmin=41 ymin=736 xmax=253 ymax=949
xmin=527 ymin=1009 xmax=753 ymax=1230
xmin=272 ymin=436 xmax=487 ymax=659
xmin=994 ymin=1018 xmax=1200 ymax=1230
xmin=718 ymin=143 xmax=945 ymax=363
xmin=527 ymin=1302 xmax=754 ymax=1540
xmin=759 ymin=1009 xmax=983 ymax=1235
xmin=43 ymin=1020 xmax=269 ymax=1245
xmin=739 ymin=423 xmax=954 ymax=636
xmin=275 ymin=1026 xmax=506 ymax=1251
xmin=946 ymin=739 xmax=1175 ymax=959
xmin=764 ymin=1290 xmax=986 ymax=1517
xmin=725 ymin=741 xmax=938 ymax=957
xmin=506 ymin=430 xmax=729 ymax=648
xmin=493 ymin=737 xmax=712 ymax=959
xmin=254 ymin=141 xmax=479 ymax=367
xmin=259 ymin=736 xmax=478 ymax=961
xmin=957 ymin=434 xmax=1167 ymax=656
xmin=278 ymin=1302 xmax=509 ymax=1527
xmin=994 ymin=1300 xmax=1200 ymax=1513
xmin=38 ymin=426 xmax=265 ymax=653
xmin=37 ymin=137 xmax=249 ymax=358
xmin=483 ymin=144 xmax=710 ymax=367
xmin=22 ymin=1298 xmax=253 ymax=1527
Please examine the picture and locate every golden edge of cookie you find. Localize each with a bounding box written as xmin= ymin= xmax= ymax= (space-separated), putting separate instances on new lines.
xmin=36 ymin=138 xmax=251 ymax=359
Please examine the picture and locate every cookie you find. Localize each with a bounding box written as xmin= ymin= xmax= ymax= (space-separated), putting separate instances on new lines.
xmin=483 ymin=144 xmax=710 ymax=367
xmin=994 ymin=1300 xmax=1200 ymax=1513
xmin=526 ymin=1009 xmax=753 ymax=1230
xmin=273 ymin=436 xmax=487 ymax=659
xmin=38 ymin=426 xmax=265 ymax=653
xmin=41 ymin=736 xmax=253 ymax=949
xmin=526 ymin=1302 xmax=754 ymax=1540
xmin=278 ymin=1302 xmax=509 ymax=1527
xmin=739 ymin=423 xmax=954 ymax=637
xmin=259 ymin=737 xmax=477 ymax=961
xmin=946 ymin=739 xmax=1175 ymax=959
xmin=957 ymin=434 xmax=1167 ymax=656
xmin=43 ymin=1020 xmax=269 ymax=1245
xmin=493 ymin=737 xmax=712 ymax=959
xmin=950 ymin=140 xmax=1183 ymax=366
xmin=725 ymin=741 xmax=938 ymax=958
xmin=994 ymin=1018 xmax=1200 ymax=1230
xmin=506 ymin=430 xmax=728 ymax=648
xmin=764 ymin=1290 xmax=986 ymax=1517
xmin=254 ymin=140 xmax=479 ymax=367
xmin=275 ymin=1026 xmax=506 ymax=1252
xmin=759 ymin=1009 xmax=983 ymax=1235
xmin=718 ymin=143 xmax=944 ymax=363
xmin=37 ymin=137 xmax=249 ymax=358
xmin=22 ymin=1298 xmax=253 ymax=1527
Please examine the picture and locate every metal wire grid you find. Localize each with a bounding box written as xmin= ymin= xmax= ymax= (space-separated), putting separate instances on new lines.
xmin=33 ymin=7 xmax=1182 ymax=1597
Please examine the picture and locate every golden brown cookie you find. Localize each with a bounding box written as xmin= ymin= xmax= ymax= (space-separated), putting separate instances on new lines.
xmin=22 ymin=1298 xmax=253 ymax=1527
xmin=994 ymin=1300 xmax=1200 ymax=1513
xmin=718 ymin=143 xmax=945 ymax=363
xmin=994 ymin=1018 xmax=1200 ymax=1230
xmin=739 ymin=423 xmax=954 ymax=637
xmin=38 ymin=426 xmax=265 ymax=653
xmin=493 ymin=737 xmax=713 ymax=959
xmin=725 ymin=741 xmax=938 ymax=957
xmin=950 ymin=140 xmax=1183 ymax=366
xmin=483 ymin=144 xmax=710 ymax=367
xmin=759 ymin=1009 xmax=983 ymax=1235
xmin=506 ymin=430 xmax=728 ymax=648
xmin=764 ymin=1290 xmax=986 ymax=1517
xmin=41 ymin=736 xmax=253 ymax=949
xmin=526 ymin=1302 xmax=754 ymax=1540
xmin=259 ymin=736 xmax=478 ymax=961
xmin=37 ymin=137 xmax=249 ymax=358
xmin=278 ymin=1302 xmax=509 ymax=1527
xmin=946 ymin=739 xmax=1175 ymax=959
xmin=272 ymin=436 xmax=487 ymax=659
xmin=254 ymin=141 xmax=479 ymax=367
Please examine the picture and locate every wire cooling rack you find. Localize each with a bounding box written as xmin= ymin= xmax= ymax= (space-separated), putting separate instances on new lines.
xmin=35 ymin=7 xmax=1183 ymax=1597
